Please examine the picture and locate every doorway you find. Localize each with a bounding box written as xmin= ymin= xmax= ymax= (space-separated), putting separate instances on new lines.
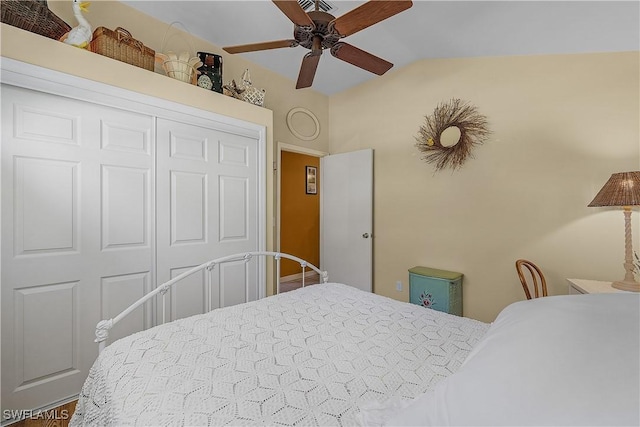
xmin=277 ymin=143 xmax=327 ymax=291
xmin=277 ymin=144 xmax=374 ymax=293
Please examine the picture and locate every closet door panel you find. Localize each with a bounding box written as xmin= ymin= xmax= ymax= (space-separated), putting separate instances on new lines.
xmin=13 ymin=157 xmax=79 ymax=255
xmin=94 ymin=108 xmax=155 ymax=352
xmin=168 ymin=266 xmax=207 ymax=320
xmin=156 ymin=119 xmax=260 ymax=320
xmin=101 ymin=165 xmax=150 ymax=249
xmin=100 ymin=271 xmax=151 ymax=345
xmin=219 ymin=175 xmax=249 ymax=241
xmin=170 ymin=170 xmax=207 ymax=245
xmin=1 ymin=85 xmax=154 ymax=415
xmin=100 ymin=117 xmax=151 ymax=155
xmin=216 ymin=133 xmax=258 ymax=248
xmin=217 ymin=262 xmax=249 ymax=309
xmin=14 ymin=104 xmax=79 ymax=146
xmin=15 ymin=281 xmax=78 ymax=385
xmin=215 ymin=133 xmax=260 ymax=305
xmin=2 ymin=87 xmax=91 ymax=412
xmin=13 ymin=281 xmax=77 ymax=389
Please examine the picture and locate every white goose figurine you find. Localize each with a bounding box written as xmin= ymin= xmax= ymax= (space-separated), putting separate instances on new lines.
xmin=62 ymin=0 xmax=92 ymax=49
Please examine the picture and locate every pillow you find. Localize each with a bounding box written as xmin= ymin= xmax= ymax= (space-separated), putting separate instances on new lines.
xmin=382 ymin=293 xmax=640 ymax=426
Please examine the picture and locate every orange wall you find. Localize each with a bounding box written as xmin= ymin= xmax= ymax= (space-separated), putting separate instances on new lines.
xmin=280 ymin=152 xmax=320 ymax=276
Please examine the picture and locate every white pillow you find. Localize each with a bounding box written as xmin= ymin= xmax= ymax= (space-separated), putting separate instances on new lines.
xmin=383 ymin=293 xmax=640 ymax=426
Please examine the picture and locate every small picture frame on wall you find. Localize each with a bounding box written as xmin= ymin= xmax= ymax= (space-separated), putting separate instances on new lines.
xmin=305 ymin=166 xmax=317 ymax=195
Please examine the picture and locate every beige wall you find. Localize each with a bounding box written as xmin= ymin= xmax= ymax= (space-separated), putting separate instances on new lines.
xmin=329 ymin=52 xmax=640 ymax=322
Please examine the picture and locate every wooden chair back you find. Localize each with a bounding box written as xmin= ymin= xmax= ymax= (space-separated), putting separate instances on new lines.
xmin=515 ymin=259 xmax=548 ymax=300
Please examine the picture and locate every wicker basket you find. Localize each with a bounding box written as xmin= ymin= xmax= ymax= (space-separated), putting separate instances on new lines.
xmin=156 ymin=21 xmax=201 ymax=85
xmin=1 ymin=0 xmax=70 ymax=40
xmin=89 ymin=27 xmax=155 ymax=71
xmin=158 ymin=56 xmax=201 ymax=84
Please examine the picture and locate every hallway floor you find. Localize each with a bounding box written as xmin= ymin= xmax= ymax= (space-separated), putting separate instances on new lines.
xmin=279 ymin=273 xmax=321 ymax=293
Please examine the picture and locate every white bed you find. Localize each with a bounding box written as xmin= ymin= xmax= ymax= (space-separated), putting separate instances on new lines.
xmin=70 ymin=253 xmax=488 ymax=426
xmin=71 ymin=252 xmax=640 ymax=427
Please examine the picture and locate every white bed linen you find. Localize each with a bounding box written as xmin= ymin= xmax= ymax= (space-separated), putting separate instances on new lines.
xmin=70 ymin=283 xmax=488 ymax=426
xmin=368 ymin=293 xmax=640 ymax=427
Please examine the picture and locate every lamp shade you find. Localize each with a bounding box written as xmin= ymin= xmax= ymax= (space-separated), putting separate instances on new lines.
xmin=588 ymin=171 xmax=640 ymax=207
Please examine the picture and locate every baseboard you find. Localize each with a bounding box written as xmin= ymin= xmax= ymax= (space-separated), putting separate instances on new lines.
xmin=280 ymin=270 xmax=319 ymax=283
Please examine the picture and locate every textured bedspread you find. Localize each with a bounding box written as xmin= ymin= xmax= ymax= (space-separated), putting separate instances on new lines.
xmin=70 ymin=283 xmax=488 ymax=426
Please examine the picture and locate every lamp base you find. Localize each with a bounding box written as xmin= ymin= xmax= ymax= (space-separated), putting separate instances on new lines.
xmin=612 ymin=280 xmax=640 ymax=292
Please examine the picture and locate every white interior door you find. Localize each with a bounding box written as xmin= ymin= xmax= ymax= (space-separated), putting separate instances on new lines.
xmin=320 ymin=149 xmax=373 ymax=291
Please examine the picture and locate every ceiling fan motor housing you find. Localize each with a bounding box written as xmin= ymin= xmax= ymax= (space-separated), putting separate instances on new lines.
xmin=294 ymin=11 xmax=341 ymax=51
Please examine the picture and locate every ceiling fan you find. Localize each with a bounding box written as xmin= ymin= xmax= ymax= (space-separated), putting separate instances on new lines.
xmin=223 ymin=0 xmax=413 ymax=89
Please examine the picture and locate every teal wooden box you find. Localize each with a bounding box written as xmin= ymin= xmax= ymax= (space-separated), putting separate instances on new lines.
xmin=409 ymin=266 xmax=463 ymax=316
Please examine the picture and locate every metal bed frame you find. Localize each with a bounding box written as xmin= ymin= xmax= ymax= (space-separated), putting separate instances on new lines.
xmin=94 ymin=251 xmax=328 ymax=353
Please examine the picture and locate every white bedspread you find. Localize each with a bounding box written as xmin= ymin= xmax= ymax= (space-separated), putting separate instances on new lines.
xmin=70 ymin=283 xmax=488 ymax=426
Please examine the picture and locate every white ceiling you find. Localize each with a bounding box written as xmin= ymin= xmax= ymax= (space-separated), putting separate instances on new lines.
xmin=123 ymin=1 xmax=639 ymax=96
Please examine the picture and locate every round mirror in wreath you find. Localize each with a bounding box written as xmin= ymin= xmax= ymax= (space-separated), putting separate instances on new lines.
xmin=440 ymin=126 xmax=462 ymax=148
xmin=415 ymin=99 xmax=490 ymax=171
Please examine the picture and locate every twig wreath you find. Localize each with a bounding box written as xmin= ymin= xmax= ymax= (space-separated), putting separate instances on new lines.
xmin=415 ymin=99 xmax=490 ymax=171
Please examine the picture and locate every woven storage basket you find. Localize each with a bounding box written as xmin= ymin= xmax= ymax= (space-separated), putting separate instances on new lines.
xmin=89 ymin=27 xmax=155 ymax=71
xmin=1 ymin=0 xmax=70 ymax=40
xmin=157 ymin=21 xmax=200 ymax=85
xmin=159 ymin=56 xmax=200 ymax=84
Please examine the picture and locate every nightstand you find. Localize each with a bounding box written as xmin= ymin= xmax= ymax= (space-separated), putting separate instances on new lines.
xmin=566 ymin=278 xmax=626 ymax=295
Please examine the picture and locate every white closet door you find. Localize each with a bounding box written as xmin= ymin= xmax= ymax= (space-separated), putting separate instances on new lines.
xmin=1 ymin=85 xmax=154 ymax=413
xmin=156 ymin=118 xmax=260 ymax=321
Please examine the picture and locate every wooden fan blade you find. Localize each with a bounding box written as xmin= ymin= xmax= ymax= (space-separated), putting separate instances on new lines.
xmin=330 ymin=0 xmax=413 ymax=37
xmin=273 ymin=0 xmax=315 ymax=28
xmin=330 ymin=42 xmax=393 ymax=75
xmin=223 ymin=40 xmax=298 ymax=54
xmin=296 ymin=52 xmax=321 ymax=89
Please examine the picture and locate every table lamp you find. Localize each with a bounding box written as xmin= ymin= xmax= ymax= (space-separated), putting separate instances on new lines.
xmin=588 ymin=171 xmax=640 ymax=292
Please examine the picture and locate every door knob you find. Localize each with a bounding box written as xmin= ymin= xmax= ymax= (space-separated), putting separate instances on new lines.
xmin=362 ymin=233 xmax=370 ymax=238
